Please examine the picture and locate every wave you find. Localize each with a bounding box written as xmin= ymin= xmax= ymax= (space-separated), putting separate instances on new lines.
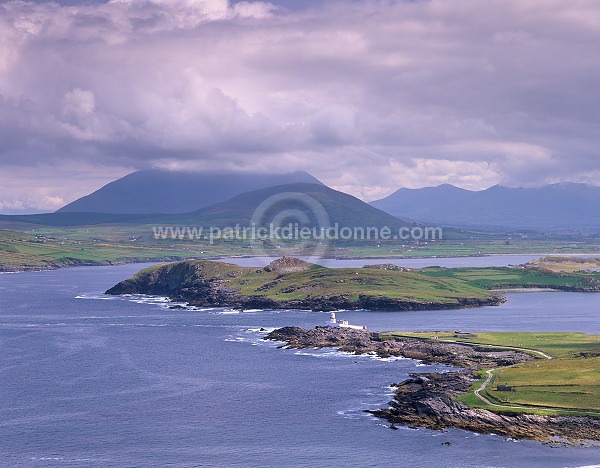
xmin=75 ymin=294 xmax=118 ymax=300
xmin=245 ymin=327 xmax=277 ymax=333
xmin=214 ymin=310 xmax=240 ymax=315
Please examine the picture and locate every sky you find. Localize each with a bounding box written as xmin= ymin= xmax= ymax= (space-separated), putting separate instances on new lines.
xmin=1 ymin=0 xmax=599 ymax=213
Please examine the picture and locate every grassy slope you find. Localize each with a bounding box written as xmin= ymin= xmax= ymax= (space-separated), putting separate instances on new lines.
xmin=0 ymin=229 xmax=199 ymax=269
xmin=528 ymin=256 xmax=600 ymax=272
xmin=122 ymin=257 xmax=600 ymax=306
xmin=130 ymin=260 xmax=496 ymax=304
xmin=2 ymin=219 xmax=600 ymax=271
xmin=420 ymin=266 xmax=600 ymax=290
xmin=386 ymin=331 xmax=600 ymax=415
xmin=494 ymin=358 xmax=600 ymax=411
xmin=231 ymin=266 xmax=493 ymax=303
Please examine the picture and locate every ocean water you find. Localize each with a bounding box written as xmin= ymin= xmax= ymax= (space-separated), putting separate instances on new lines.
xmin=0 ymin=262 xmax=599 ymax=467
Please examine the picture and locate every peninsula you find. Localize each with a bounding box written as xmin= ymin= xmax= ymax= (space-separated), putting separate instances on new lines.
xmin=266 ymin=327 xmax=600 ymax=443
xmin=105 ymin=257 xmax=600 ymax=311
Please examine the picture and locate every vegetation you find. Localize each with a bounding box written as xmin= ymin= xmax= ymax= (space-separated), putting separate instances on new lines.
xmin=0 ymin=229 xmax=199 ymax=270
xmin=2 ymin=221 xmax=600 ymax=272
xmin=419 ymin=265 xmax=600 ymax=291
xmin=384 ymin=331 xmax=600 ymax=416
xmin=114 ymin=258 xmax=498 ymax=306
xmin=527 ymin=255 xmax=600 ymax=273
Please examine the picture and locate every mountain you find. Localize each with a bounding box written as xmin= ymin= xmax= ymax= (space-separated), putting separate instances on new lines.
xmin=167 ymin=182 xmax=410 ymax=229
xmin=1 ymin=182 xmax=411 ymax=230
xmin=57 ymin=170 xmax=323 ymax=214
xmin=371 ymin=183 xmax=600 ymax=231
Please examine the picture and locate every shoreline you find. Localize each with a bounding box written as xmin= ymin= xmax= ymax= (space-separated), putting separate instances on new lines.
xmin=3 ymin=251 xmax=600 ymax=274
xmin=265 ymin=326 xmax=600 ymax=444
xmin=104 ymin=259 xmax=507 ymax=312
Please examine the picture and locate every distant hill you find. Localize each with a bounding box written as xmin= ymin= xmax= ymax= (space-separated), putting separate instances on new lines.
xmin=0 ymin=212 xmax=154 ymax=227
xmin=167 ymin=182 xmax=410 ymax=229
xmin=371 ymin=183 xmax=600 ymax=231
xmin=57 ymin=170 xmax=323 ymax=214
xmin=5 ymin=183 xmax=411 ymax=231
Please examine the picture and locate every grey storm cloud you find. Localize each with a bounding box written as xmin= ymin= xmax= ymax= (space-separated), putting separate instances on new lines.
xmin=1 ymin=0 xmax=600 ymax=211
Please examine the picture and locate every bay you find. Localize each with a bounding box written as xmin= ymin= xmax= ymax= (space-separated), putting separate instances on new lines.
xmin=0 ymin=260 xmax=599 ymax=467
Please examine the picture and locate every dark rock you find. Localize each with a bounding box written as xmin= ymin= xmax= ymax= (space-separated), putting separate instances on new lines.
xmin=266 ymin=325 xmax=600 ymax=443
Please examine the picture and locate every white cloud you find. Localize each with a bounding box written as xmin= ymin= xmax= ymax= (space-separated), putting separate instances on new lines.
xmin=0 ymin=0 xmax=599 ymax=211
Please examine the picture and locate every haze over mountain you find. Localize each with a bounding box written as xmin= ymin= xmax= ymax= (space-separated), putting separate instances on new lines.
xmin=57 ymin=170 xmax=322 ymax=214
xmin=168 ymin=182 xmax=410 ymax=230
xmin=371 ymin=183 xmax=600 ymax=231
xmin=2 ymin=182 xmax=413 ymax=234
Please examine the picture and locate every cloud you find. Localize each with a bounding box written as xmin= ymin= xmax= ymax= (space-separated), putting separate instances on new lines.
xmin=0 ymin=0 xmax=600 ymax=211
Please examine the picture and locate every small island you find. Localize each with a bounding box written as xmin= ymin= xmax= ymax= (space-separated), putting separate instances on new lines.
xmin=266 ymin=327 xmax=600 ymax=443
xmin=105 ymin=256 xmax=600 ymax=311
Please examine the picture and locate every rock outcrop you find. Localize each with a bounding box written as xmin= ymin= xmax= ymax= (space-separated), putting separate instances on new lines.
xmin=105 ymin=259 xmax=506 ymax=311
xmin=264 ymin=257 xmax=312 ymax=273
xmin=265 ymin=326 xmax=600 ymax=443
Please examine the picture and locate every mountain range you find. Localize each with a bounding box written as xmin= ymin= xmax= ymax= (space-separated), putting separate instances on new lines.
xmin=1 ymin=179 xmax=409 ymax=231
xmin=3 ymin=169 xmax=600 ymax=232
xmin=370 ymin=183 xmax=600 ymax=231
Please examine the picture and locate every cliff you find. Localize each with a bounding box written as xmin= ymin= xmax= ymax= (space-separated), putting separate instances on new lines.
xmin=105 ymin=258 xmax=505 ymax=311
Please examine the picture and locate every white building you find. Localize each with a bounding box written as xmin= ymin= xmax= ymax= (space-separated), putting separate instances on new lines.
xmin=329 ymin=312 xmax=367 ymax=330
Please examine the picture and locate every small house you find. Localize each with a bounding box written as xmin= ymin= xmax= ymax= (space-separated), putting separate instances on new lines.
xmin=496 ymin=383 xmax=516 ymax=392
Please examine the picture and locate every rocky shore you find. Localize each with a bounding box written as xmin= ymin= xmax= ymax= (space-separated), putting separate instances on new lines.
xmin=105 ymin=258 xmax=505 ymax=311
xmin=265 ymin=326 xmax=600 ymax=443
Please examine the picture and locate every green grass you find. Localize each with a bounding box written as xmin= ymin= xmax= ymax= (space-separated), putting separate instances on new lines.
xmin=0 ymin=229 xmax=202 ymax=269
xmin=2 ymin=220 xmax=600 ymax=271
xmin=388 ymin=331 xmax=600 ymax=416
xmin=420 ymin=266 xmax=600 ymax=291
xmin=130 ymin=259 xmax=497 ymax=305
xmin=492 ymin=358 xmax=600 ymax=410
xmin=122 ymin=256 xmax=600 ymax=308
xmin=236 ymin=266 xmax=493 ymax=303
xmin=434 ymin=331 xmax=599 ymax=358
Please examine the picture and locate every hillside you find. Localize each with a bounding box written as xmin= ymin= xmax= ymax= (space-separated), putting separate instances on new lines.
xmin=57 ymin=170 xmax=322 ymax=214
xmin=105 ymin=258 xmax=503 ymax=311
xmin=106 ymin=257 xmax=600 ymax=311
xmin=168 ymin=182 xmax=411 ymax=229
xmin=371 ymin=183 xmax=600 ymax=231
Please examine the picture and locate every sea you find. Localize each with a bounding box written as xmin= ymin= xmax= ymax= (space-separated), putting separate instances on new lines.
xmin=0 ymin=256 xmax=599 ymax=467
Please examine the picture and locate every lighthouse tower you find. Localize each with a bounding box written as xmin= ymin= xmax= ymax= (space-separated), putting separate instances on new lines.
xmin=329 ymin=312 xmax=337 ymax=324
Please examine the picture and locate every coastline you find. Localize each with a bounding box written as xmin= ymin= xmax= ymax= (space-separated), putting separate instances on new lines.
xmin=104 ymin=259 xmax=507 ymax=312
xmin=3 ymin=251 xmax=600 ymax=274
xmin=265 ymin=326 xmax=600 ymax=444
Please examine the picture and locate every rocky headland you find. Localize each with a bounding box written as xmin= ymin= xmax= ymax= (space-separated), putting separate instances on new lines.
xmin=265 ymin=326 xmax=600 ymax=443
xmin=105 ymin=257 xmax=505 ymax=311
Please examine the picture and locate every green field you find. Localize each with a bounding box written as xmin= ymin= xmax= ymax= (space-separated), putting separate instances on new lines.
xmin=235 ymin=266 xmax=493 ymax=303
xmin=1 ymin=219 xmax=600 ymax=271
xmin=420 ymin=266 xmax=600 ymax=291
xmin=120 ymin=257 xmax=600 ymax=307
xmin=393 ymin=331 xmax=600 ymax=358
xmin=387 ymin=331 xmax=600 ymax=416
xmin=125 ymin=259 xmax=497 ymax=305
xmin=493 ymin=357 xmax=600 ymax=411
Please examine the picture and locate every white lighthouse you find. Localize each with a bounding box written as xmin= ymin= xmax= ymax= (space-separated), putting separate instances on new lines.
xmin=328 ymin=311 xmax=366 ymax=330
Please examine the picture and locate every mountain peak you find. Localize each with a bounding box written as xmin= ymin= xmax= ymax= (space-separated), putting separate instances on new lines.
xmin=370 ymin=182 xmax=600 ymax=231
xmin=57 ymin=170 xmax=323 ymax=214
